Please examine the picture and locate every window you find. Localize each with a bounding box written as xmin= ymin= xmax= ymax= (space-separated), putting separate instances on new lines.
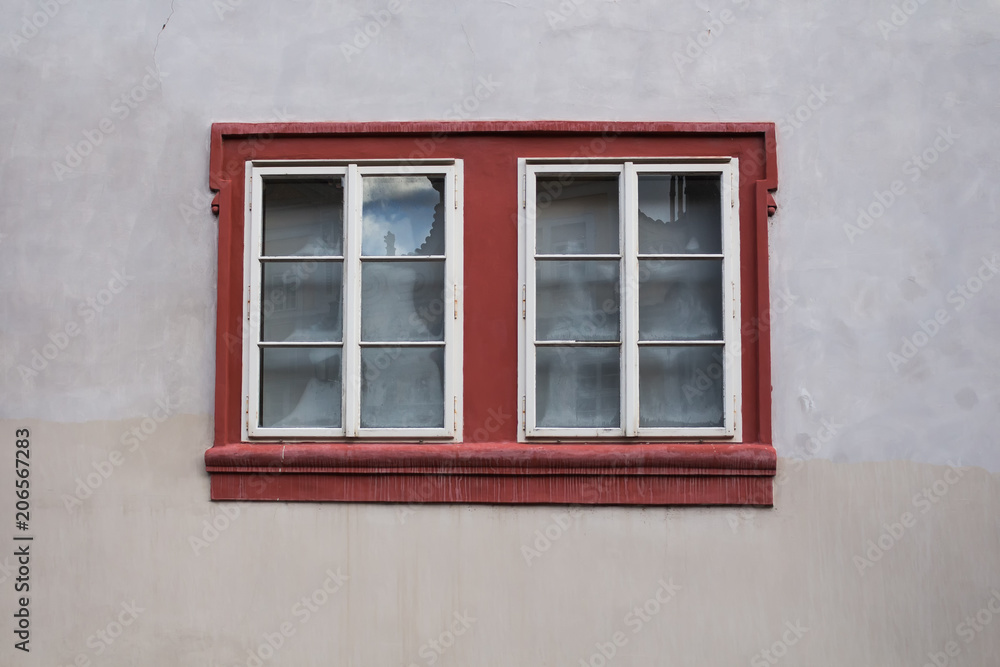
xmin=520 ymin=160 xmax=740 ymax=439
xmin=206 ymin=122 xmax=778 ymax=505
xmin=245 ymin=163 xmax=462 ymax=440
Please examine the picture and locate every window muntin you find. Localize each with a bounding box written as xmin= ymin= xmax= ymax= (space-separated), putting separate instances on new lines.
xmin=521 ymin=160 xmax=740 ymax=439
xmin=244 ymin=162 xmax=463 ymax=440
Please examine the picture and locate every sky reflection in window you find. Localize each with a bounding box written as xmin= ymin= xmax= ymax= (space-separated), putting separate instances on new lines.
xmin=362 ymin=176 xmax=444 ymax=256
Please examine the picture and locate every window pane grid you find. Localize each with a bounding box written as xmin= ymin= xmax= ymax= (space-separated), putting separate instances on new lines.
xmin=636 ymin=340 xmax=725 ymax=347
xmin=259 ymin=346 xmax=343 ymax=429
xmin=259 ymin=342 xmax=343 ymax=347
xmin=359 ymin=341 xmax=444 ymax=347
xmin=534 ymin=256 xmax=621 ymax=343
xmin=534 ymin=254 xmax=621 ymax=260
xmin=638 ymin=257 xmax=723 ymax=342
xmin=260 ymin=258 xmax=343 ymax=343
xmin=524 ymin=161 xmax=737 ymax=439
xmin=638 ymin=343 xmax=726 ymax=429
xmin=248 ymin=163 xmax=459 ymax=438
xmin=360 ymin=255 xmax=444 ymax=261
xmin=534 ymin=341 xmax=621 ymax=346
xmin=535 ymin=346 xmax=621 ymax=429
xmin=636 ymin=172 xmax=723 ymax=255
xmin=259 ymin=255 xmax=344 ymax=261
xmin=637 ymin=253 xmax=723 ymax=259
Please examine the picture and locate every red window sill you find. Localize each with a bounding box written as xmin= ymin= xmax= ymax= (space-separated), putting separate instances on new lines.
xmin=205 ymin=442 xmax=775 ymax=505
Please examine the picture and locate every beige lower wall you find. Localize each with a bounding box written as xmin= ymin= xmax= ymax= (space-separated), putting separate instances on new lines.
xmin=6 ymin=416 xmax=999 ymax=666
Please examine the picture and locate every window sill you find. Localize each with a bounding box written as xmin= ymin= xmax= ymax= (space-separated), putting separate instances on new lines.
xmin=205 ymin=442 xmax=775 ymax=505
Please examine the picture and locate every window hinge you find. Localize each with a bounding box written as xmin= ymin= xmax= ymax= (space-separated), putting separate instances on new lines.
xmin=522 ymin=173 xmax=526 ymax=208
xmin=521 ymin=284 xmax=526 ymax=319
xmin=454 ymin=396 xmax=458 ymax=427
xmin=454 ymin=174 xmax=458 ymax=209
xmin=454 ymin=291 xmax=458 ymax=320
xmin=522 ymin=396 xmax=526 ymax=422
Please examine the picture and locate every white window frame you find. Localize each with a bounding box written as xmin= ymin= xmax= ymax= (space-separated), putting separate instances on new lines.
xmin=243 ymin=160 xmax=464 ymax=441
xmin=518 ymin=158 xmax=741 ymax=441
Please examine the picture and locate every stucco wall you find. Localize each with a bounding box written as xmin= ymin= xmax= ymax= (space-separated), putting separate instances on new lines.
xmin=1 ymin=0 xmax=999 ymax=665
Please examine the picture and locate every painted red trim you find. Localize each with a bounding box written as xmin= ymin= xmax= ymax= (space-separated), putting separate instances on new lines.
xmin=210 ymin=472 xmax=772 ymax=505
xmin=206 ymin=121 xmax=778 ymax=505
xmin=206 ymin=442 xmax=775 ymax=472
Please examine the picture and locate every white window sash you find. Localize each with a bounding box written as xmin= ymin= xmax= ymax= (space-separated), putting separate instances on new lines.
xmin=244 ymin=161 xmax=463 ymax=441
xmin=519 ymin=159 xmax=740 ymax=441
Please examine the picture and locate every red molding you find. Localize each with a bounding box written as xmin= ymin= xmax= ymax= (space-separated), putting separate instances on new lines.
xmin=206 ymin=442 xmax=775 ymax=473
xmin=206 ymin=121 xmax=778 ymax=506
xmin=209 ymin=121 xmax=779 ymax=191
xmin=211 ymin=472 xmax=772 ymax=505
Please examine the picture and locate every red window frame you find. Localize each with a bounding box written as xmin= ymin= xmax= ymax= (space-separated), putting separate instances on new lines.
xmin=205 ymin=121 xmax=778 ymax=505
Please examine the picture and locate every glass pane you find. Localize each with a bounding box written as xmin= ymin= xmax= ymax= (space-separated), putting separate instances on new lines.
xmin=261 ymin=261 xmax=342 ymax=342
xmin=536 ymin=347 xmax=619 ymax=428
xmin=263 ymin=178 xmax=343 ymax=256
xmin=361 ymin=347 xmax=444 ymax=428
xmin=362 ymin=261 xmax=444 ymax=342
xmin=362 ymin=176 xmax=444 ymax=256
xmin=638 ymin=174 xmax=722 ymax=254
xmin=536 ymin=260 xmax=619 ymax=342
xmin=639 ymin=346 xmax=724 ymax=428
xmin=260 ymin=347 xmax=341 ymax=428
xmin=536 ymin=176 xmax=619 ymax=254
xmin=639 ymin=259 xmax=723 ymax=341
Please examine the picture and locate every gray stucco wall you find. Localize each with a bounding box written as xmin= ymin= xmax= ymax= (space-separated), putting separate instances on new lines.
xmin=1 ymin=1 xmax=999 ymax=665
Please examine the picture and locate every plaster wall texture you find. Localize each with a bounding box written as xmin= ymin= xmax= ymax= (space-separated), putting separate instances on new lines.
xmin=0 ymin=0 xmax=998 ymax=665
